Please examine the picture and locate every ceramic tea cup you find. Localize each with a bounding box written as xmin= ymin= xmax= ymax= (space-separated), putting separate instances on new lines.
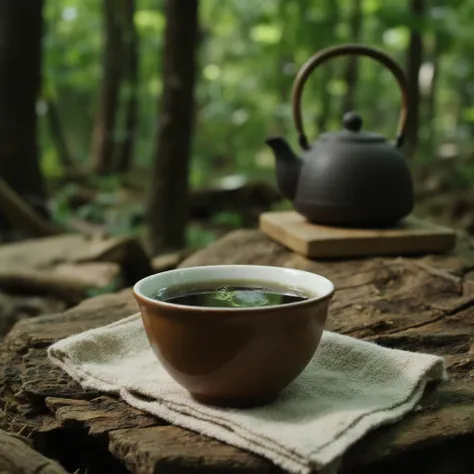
xmin=133 ymin=265 xmax=335 ymax=408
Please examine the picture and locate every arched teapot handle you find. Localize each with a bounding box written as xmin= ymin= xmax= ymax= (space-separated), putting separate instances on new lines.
xmin=291 ymin=44 xmax=409 ymax=151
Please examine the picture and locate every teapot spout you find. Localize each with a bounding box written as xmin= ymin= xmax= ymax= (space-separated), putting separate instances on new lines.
xmin=266 ymin=137 xmax=302 ymax=201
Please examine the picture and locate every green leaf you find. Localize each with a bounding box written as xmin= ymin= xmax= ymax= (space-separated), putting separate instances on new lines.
xmin=250 ymin=24 xmax=282 ymax=44
xmin=135 ymin=9 xmax=165 ymax=33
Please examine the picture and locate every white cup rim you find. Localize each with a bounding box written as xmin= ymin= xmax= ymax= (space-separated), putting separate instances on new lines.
xmin=133 ymin=264 xmax=335 ymax=312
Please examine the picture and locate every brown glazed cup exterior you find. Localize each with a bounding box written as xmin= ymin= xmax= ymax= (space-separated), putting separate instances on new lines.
xmin=133 ymin=265 xmax=335 ymax=408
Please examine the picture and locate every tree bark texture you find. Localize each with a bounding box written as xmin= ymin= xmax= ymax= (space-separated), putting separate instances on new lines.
xmin=90 ymin=0 xmax=125 ymax=175
xmin=1 ymin=230 xmax=474 ymax=473
xmin=0 ymin=2 xmax=47 ymax=235
xmin=115 ymin=0 xmax=139 ymax=174
xmin=405 ymin=0 xmax=424 ymax=157
xmin=148 ymin=0 xmax=199 ymax=254
xmin=0 ymin=429 xmax=69 ymax=474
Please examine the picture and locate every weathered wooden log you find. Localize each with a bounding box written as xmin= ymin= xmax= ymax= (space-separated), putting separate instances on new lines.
xmin=0 ymin=232 xmax=153 ymax=294
xmin=0 ymin=428 xmax=68 ymax=474
xmin=0 ymin=230 xmax=473 ymax=473
xmin=0 ymin=265 xmax=120 ymax=305
xmin=189 ymin=180 xmax=282 ymax=221
xmin=151 ymin=248 xmax=194 ymax=273
xmin=0 ymin=291 xmax=66 ymax=340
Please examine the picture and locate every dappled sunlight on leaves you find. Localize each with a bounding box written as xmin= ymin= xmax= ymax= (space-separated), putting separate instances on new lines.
xmin=135 ymin=9 xmax=165 ymax=33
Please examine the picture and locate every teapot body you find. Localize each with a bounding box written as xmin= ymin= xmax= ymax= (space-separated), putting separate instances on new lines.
xmin=277 ymin=44 xmax=416 ymax=227
xmin=293 ymin=140 xmax=414 ymax=227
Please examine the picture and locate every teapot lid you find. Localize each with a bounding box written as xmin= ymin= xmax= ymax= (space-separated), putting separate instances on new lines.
xmin=319 ymin=112 xmax=387 ymax=144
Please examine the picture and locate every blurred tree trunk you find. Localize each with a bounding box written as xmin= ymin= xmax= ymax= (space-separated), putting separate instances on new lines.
xmin=115 ymin=0 xmax=139 ymax=174
xmin=317 ymin=0 xmax=339 ymax=132
xmin=424 ymin=39 xmax=438 ymax=156
xmin=91 ymin=0 xmax=125 ymax=175
xmin=148 ymin=0 xmax=199 ymax=254
xmin=342 ymin=0 xmax=362 ymax=114
xmin=275 ymin=0 xmax=293 ymax=135
xmin=46 ymin=97 xmax=75 ymax=169
xmin=0 ymin=2 xmax=47 ymax=238
xmin=405 ymin=0 xmax=424 ymax=157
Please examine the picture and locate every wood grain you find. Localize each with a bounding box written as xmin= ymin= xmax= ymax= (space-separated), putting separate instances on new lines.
xmin=260 ymin=211 xmax=457 ymax=258
xmin=0 ymin=429 xmax=68 ymax=474
xmin=0 ymin=230 xmax=473 ymax=473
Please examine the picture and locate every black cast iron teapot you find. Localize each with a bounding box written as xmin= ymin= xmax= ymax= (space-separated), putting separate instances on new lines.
xmin=266 ymin=44 xmax=414 ymax=227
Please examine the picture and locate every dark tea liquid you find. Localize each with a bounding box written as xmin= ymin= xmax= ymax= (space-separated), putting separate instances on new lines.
xmin=152 ymin=280 xmax=312 ymax=308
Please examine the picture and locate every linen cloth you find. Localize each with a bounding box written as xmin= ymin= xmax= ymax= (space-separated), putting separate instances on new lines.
xmin=48 ymin=313 xmax=446 ymax=474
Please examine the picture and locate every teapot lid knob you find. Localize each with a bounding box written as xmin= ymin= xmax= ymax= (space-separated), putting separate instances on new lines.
xmin=343 ymin=112 xmax=363 ymax=132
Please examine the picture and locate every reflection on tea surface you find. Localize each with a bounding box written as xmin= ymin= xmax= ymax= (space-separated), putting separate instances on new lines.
xmin=152 ymin=279 xmax=313 ymax=308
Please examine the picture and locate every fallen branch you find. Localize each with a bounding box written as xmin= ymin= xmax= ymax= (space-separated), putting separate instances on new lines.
xmin=0 ymin=177 xmax=61 ymax=237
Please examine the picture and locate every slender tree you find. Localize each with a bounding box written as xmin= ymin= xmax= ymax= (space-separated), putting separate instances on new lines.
xmin=405 ymin=0 xmax=424 ymax=157
xmin=342 ymin=0 xmax=362 ymax=114
xmin=148 ymin=0 xmax=200 ymax=254
xmin=45 ymin=96 xmax=75 ymax=170
xmin=317 ymin=0 xmax=340 ymax=132
xmin=90 ymin=0 xmax=125 ymax=174
xmin=0 ymin=2 xmax=47 ymax=238
xmin=115 ymin=0 xmax=139 ymax=173
xmin=423 ymin=36 xmax=439 ymax=156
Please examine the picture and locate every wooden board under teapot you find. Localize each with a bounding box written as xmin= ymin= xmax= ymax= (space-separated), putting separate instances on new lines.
xmin=259 ymin=211 xmax=456 ymax=258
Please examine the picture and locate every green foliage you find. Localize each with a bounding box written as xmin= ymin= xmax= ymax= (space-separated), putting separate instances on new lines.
xmin=85 ymin=277 xmax=122 ymax=298
xmin=41 ymin=0 xmax=474 ymax=241
xmin=186 ymin=224 xmax=217 ymax=249
xmin=41 ymin=0 xmax=474 ymax=179
xmin=211 ymin=211 xmax=243 ymax=228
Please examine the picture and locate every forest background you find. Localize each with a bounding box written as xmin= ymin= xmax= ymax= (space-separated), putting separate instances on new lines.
xmin=1 ymin=0 xmax=473 ymax=256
